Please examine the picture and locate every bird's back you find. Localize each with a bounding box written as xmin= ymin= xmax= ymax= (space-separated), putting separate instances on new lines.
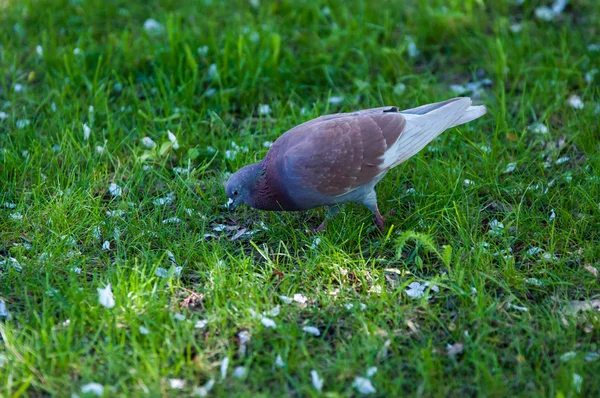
xmin=262 ymin=97 xmax=485 ymax=209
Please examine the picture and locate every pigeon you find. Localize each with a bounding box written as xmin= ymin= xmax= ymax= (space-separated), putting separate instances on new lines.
xmin=225 ymin=97 xmax=486 ymax=232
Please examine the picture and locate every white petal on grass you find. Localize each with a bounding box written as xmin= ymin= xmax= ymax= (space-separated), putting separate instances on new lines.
xmin=173 ymin=166 xmax=191 ymax=175
xmin=589 ymin=43 xmax=600 ymax=52
xmin=225 ymin=150 xmax=237 ymax=160
xmin=541 ymin=252 xmax=558 ymax=262
xmin=552 ymin=0 xmax=568 ymax=14
xmin=96 ymin=146 xmax=104 ymax=154
xmin=193 ymin=379 xmax=215 ymax=397
xmin=564 ymin=172 xmax=573 ymax=183
xmin=310 ymin=237 xmax=321 ymax=249
xmin=310 ymin=370 xmax=324 ymax=392
xmin=143 ymin=18 xmax=164 ymax=34
xmin=560 ymin=351 xmax=577 ymax=362
xmin=275 ymin=355 xmax=285 ymax=368
xmin=105 ymin=210 xmax=125 ymax=217
xmin=83 ymin=123 xmax=91 ymax=140
xmin=174 ymin=313 xmax=186 ymax=321
xmin=488 ymin=219 xmax=505 ymax=237
xmin=525 ymin=278 xmax=544 ymax=287
xmin=36 ymin=45 xmax=43 ymax=56
xmin=232 ymin=366 xmax=247 ymax=379
xmin=153 ymin=192 xmax=175 ymax=206
xmin=167 ymin=130 xmax=179 ymax=149
xmin=503 ymin=162 xmax=517 ymax=174
xmin=81 ymin=383 xmax=104 ymax=396
xmin=279 ymin=295 xmax=293 ymax=304
xmin=108 ymin=183 xmax=122 ymax=197
xmin=141 ymin=137 xmax=156 ymax=149
xmin=406 ymin=37 xmax=419 ymax=57
xmin=479 ymin=144 xmax=492 ymax=153
xmin=16 ymin=119 xmax=30 ymax=129
xmin=220 ymin=356 xmax=229 ymax=380
xmin=261 ymin=317 xmax=277 ymax=328
xmin=573 ymin=373 xmax=583 ymax=394
xmin=366 ymin=367 xmax=378 ymax=377
xmin=463 ymin=179 xmax=475 ymax=186
xmin=162 ymin=217 xmax=182 ymax=224
xmin=258 ymin=104 xmax=271 ymax=115
xmin=549 ymin=209 xmax=556 ymax=221
xmin=9 ymin=212 xmax=23 ymax=221
xmin=197 ymin=45 xmax=209 ymax=57
xmin=585 ymin=69 xmax=598 ymax=84
xmin=555 ymin=156 xmax=570 ymax=165
xmin=0 ymin=111 xmax=8 ymax=120
xmin=293 ymin=293 xmax=308 ymax=304
xmin=509 ymin=304 xmax=528 ymax=312
xmin=568 ymin=95 xmax=584 ymax=110
xmin=303 ymin=326 xmax=320 ymax=336
xmin=262 ymin=140 xmax=273 ymax=148
xmin=405 ymin=282 xmax=434 ymax=299
xmin=208 ymin=63 xmax=218 ymax=80
xmin=328 ymin=96 xmax=344 ymax=105
xmin=527 ymin=247 xmax=542 ymax=255
xmin=264 ymin=305 xmax=280 ymax=317
xmin=393 ymin=83 xmax=406 ymax=95
xmin=102 ymin=241 xmax=110 ymax=251
xmin=13 ymin=84 xmax=23 ymax=92
xmin=534 ymin=6 xmax=555 ymax=21
xmin=73 ymin=48 xmax=82 ymax=55
xmin=97 ymin=284 xmax=115 ymax=309
xmin=510 ymin=23 xmax=522 ymax=33
xmin=169 ymin=379 xmax=185 ymax=389
xmin=195 ymin=319 xmax=208 ymax=329
xmin=585 ymin=352 xmax=599 ymax=362
xmin=446 ymin=342 xmax=465 ymax=357
xmin=139 ymin=326 xmax=150 ymax=335
xmin=353 ymin=377 xmax=376 ymax=395
xmin=0 ymin=299 xmax=11 ymax=319
xmin=528 ymin=122 xmax=548 ymax=134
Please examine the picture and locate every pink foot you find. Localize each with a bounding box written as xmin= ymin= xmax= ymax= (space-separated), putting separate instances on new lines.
xmin=310 ymin=219 xmax=327 ymax=233
xmin=373 ymin=207 xmax=396 ymax=233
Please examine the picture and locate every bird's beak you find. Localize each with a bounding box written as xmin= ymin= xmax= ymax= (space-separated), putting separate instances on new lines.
xmin=226 ymin=198 xmax=238 ymax=211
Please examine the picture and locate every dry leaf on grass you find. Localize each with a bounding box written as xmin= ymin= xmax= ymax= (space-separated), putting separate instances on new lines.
xmin=583 ymin=264 xmax=598 ymax=277
xmin=565 ymin=299 xmax=600 ymax=315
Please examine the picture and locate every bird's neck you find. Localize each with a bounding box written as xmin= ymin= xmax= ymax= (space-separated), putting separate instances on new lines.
xmin=250 ymin=162 xmax=295 ymax=211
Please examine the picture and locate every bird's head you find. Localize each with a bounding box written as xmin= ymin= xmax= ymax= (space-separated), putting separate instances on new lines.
xmin=224 ymin=162 xmax=265 ymax=210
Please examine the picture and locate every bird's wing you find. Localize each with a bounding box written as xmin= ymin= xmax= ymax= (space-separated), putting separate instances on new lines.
xmin=279 ymin=98 xmax=480 ymax=197
xmin=281 ymin=109 xmax=406 ymax=196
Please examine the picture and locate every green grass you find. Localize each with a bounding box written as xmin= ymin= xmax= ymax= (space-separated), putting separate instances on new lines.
xmin=1 ymin=0 xmax=600 ymax=396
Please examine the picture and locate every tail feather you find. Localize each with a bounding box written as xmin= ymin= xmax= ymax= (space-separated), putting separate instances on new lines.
xmin=383 ymin=97 xmax=482 ymax=169
xmin=449 ymin=105 xmax=487 ymax=128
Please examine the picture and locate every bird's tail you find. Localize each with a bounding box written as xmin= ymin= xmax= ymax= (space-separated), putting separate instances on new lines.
xmin=385 ymin=97 xmax=485 ymax=168
xmin=401 ymin=97 xmax=487 ymax=128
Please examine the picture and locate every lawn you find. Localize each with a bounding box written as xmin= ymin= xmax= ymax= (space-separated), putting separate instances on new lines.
xmin=1 ymin=0 xmax=599 ymax=396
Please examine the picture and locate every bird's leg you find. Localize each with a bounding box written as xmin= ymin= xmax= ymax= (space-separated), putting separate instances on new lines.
xmin=311 ymin=205 xmax=340 ymax=233
xmin=362 ymin=190 xmax=388 ymax=233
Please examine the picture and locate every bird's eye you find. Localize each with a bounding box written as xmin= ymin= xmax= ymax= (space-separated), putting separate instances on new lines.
xmin=233 ymin=190 xmax=239 ymax=196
